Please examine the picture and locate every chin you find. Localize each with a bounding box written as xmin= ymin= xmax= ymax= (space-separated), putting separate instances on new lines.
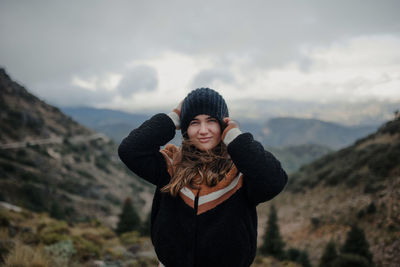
xmin=197 ymin=143 xmax=217 ymax=151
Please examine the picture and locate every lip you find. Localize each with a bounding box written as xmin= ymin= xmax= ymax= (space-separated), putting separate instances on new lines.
xmin=198 ymin=137 xmax=212 ymax=143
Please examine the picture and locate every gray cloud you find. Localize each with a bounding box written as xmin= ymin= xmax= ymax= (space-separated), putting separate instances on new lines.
xmin=32 ymin=79 xmax=115 ymax=108
xmin=1 ymin=0 xmax=399 ymax=106
xmin=117 ymin=65 xmax=158 ymax=97
xmin=190 ymin=69 xmax=235 ymax=89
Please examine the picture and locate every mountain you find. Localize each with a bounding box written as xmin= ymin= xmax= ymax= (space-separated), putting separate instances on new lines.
xmin=0 ymin=68 xmax=154 ymax=227
xmin=61 ymin=106 xmax=183 ymax=146
xmin=62 ymin=107 xmax=375 ymax=174
xmin=63 ymin=107 xmax=377 ymax=150
xmin=266 ymin=144 xmax=333 ymax=174
xmin=231 ymin=98 xmax=398 ymax=127
xmin=256 ymin=116 xmax=400 ymax=266
xmin=259 ymin=117 xmax=378 ymax=149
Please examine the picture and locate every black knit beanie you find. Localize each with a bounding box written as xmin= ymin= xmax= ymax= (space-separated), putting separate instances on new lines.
xmin=180 ymin=88 xmax=229 ymax=135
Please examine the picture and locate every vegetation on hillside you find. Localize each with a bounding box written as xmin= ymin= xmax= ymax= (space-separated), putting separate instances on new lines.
xmin=259 ymin=205 xmax=312 ymax=267
xmin=288 ymin=117 xmax=400 ymax=193
xmin=259 ymin=115 xmax=400 ymax=266
xmin=267 ymin=144 xmax=332 ymax=174
xmin=318 ymin=225 xmax=374 ymax=267
xmin=0 ymin=205 xmax=157 ymax=266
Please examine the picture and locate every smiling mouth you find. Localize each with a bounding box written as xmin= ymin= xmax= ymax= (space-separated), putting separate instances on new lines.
xmin=198 ymin=137 xmax=211 ymax=143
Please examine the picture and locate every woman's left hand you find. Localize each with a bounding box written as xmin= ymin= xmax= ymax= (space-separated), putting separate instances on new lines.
xmin=223 ymin=117 xmax=238 ymax=127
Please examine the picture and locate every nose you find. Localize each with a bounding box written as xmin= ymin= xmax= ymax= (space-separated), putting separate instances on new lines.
xmin=199 ymin=122 xmax=208 ymax=134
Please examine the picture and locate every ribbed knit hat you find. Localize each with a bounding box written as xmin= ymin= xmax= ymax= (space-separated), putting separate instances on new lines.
xmin=180 ymin=88 xmax=229 ymax=135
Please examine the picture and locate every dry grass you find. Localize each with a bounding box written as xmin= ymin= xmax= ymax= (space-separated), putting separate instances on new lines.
xmin=4 ymin=241 xmax=50 ymax=267
xmin=355 ymin=133 xmax=399 ymax=151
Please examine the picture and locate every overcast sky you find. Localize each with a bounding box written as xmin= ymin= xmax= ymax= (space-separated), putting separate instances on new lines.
xmin=1 ymin=0 xmax=400 ymax=115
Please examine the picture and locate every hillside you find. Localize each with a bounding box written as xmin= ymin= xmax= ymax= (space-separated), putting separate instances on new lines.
xmin=267 ymin=144 xmax=332 ymax=174
xmin=257 ymin=116 xmax=400 ymax=266
xmin=0 ymin=68 xmax=154 ymax=227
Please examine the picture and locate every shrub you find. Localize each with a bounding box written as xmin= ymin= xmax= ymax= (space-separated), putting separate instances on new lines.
xmin=105 ymin=193 xmax=121 ymax=206
xmin=20 ymin=171 xmax=42 ymax=183
xmin=0 ymin=161 xmax=16 ymax=173
xmin=0 ymin=239 xmax=14 ymax=263
xmin=366 ymin=202 xmax=377 ymax=214
xmin=76 ymin=170 xmax=95 ymax=180
xmin=0 ymin=211 xmax=10 ymax=227
xmin=50 ymin=202 xmax=65 ymax=220
xmin=21 ymin=183 xmax=48 ymax=212
xmin=311 ymin=217 xmax=321 ymax=228
xmin=72 ymin=235 xmax=101 ymax=261
xmin=94 ymin=155 xmax=111 ymax=174
xmin=332 ymin=253 xmax=371 ymax=267
xmin=44 ymin=240 xmax=76 ymax=267
xmin=57 ymin=179 xmax=88 ymax=195
xmin=285 ymin=248 xmax=311 ymax=267
xmin=286 ymin=247 xmax=301 ymax=262
xmin=40 ymin=232 xmax=70 ymax=246
xmin=380 ymin=118 xmax=400 ymax=135
xmin=120 ymin=231 xmax=141 ymax=246
xmin=82 ymin=232 xmax=104 ymax=247
xmin=368 ymin=143 xmax=400 ymax=177
xmin=39 ymin=222 xmax=70 ymax=245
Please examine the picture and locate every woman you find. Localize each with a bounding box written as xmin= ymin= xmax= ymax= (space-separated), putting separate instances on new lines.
xmin=118 ymin=88 xmax=287 ymax=267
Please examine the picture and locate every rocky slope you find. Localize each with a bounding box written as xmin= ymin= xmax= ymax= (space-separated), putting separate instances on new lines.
xmin=257 ymin=116 xmax=400 ymax=266
xmin=0 ymin=68 xmax=154 ymax=227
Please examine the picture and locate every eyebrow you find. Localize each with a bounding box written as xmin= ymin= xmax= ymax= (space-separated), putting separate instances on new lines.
xmin=192 ymin=116 xmax=214 ymax=121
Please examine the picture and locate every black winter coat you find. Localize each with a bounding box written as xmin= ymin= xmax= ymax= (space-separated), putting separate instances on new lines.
xmin=118 ymin=113 xmax=287 ymax=267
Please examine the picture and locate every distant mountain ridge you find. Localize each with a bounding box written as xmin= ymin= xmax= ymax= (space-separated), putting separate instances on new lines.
xmin=62 ymin=107 xmax=378 ymax=151
xmin=260 ymin=117 xmax=378 ymax=149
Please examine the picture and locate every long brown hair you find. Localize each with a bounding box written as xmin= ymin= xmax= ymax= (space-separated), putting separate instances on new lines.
xmin=161 ymin=138 xmax=233 ymax=196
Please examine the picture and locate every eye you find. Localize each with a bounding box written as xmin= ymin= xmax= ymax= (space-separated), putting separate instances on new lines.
xmin=189 ymin=120 xmax=199 ymax=125
xmin=208 ymin=118 xmax=218 ymax=123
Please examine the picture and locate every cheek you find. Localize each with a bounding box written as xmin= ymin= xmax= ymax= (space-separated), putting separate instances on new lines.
xmin=187 ymin=126 xmax=197 ymax=140
xmin=212 ymin=124 xmax=221 ymax=137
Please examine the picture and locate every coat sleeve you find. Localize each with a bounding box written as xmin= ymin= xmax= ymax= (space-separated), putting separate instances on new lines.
xmin=118 ymin=113 xmax=176 ymax=186
xmin=227 ymin=132 xmax=288 ymax=205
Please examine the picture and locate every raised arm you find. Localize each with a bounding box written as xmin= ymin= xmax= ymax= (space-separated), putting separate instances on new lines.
xmin=222 ymin=118 xmax=288 ymax=205
xmin=118 ymin=113 xmax=178 ymax=186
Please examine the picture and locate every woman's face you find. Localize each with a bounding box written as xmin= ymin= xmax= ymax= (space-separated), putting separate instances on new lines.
xmin=187 ymin=114 xmax=221 ymax=151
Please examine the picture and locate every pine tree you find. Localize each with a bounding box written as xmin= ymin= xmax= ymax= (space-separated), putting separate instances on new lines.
xmin=140 ymin=211 xmax=151 ymax=236
xmin=259 ymin=205 xmax=285 ymax=260
xmin=319 ymin=240 xmax=338 ymax=267
xmin=50 ymin=202 xmax=64 ymax=220
xmin=341 ymin=224 xmax=373 ymax=264
xmin=298 ymin=250 xmax=311 ymax=267
xmin=116 ymin=198 xmax=141 ymax=235
xmin=286 ymin=248 xmax=311 ymax=267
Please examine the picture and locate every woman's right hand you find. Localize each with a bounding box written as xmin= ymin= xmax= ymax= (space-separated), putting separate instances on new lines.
xmin=170 ymin=100 xmax=183 ymax=130
xmin=174 ymin=100 xmax=183 ymax=116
